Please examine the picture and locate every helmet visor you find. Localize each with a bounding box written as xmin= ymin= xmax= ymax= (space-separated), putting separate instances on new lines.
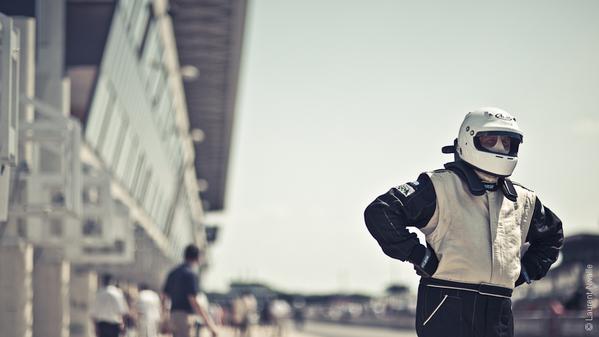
xmin=474 ymin=131 xmax=522 ymax=157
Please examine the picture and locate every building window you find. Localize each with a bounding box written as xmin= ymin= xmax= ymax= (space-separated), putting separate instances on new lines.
xmin=116 ymin=131 xmax=133 ymax=184
xmin=127 ymin=0 xmax=144 ymax=39
xmin=153 ymin=194 xmax=164 ymax=231
xmin=124 ymin=136 xmax=140 ymax=190
xmin=151 ymin=185 xmax=160 ymax=217
xmin=111 ymin=115 xmax=129 ymax=172
xmin=143 ymin=179 xmax=156 ymax=213
xmin=82 ymin=217 xmax=103 ymax=237
xmin=148 ymin=58 xmax=166 ymax=107
xmin=140 ymin=21 xmax=158 ymax=80
xmin=95 ymin=82 xmax=117 ymax=154
xmin=49 ymin=218 xmax=64 ymax=237
xmin=155 ymin=86 xmax=172 ymax=135
xmin=83 ymin=186 xmax=101 ymax=205
xmin=138 ymin=168 xmax=152 ymax=208
xmin=100 ymin=103 xmax=123 ymax=169
xmin=130 ymin=153 xmax=146 ymax=199
xmin=85 ymin=77 xmax=110 ymax=146
xmin=131 ymin=1 xmax=150 ymax=50
xmin=118 ymin=0 xmax=136 ymax=31
xmin=138 ymin=4 xmax=155 ymax=58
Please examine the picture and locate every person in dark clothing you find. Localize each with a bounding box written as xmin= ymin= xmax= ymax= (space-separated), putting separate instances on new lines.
xmin=162 ymin=244 xmax=218 ymax=337
xmin=364 ymin=108 xmax=564 ymax=337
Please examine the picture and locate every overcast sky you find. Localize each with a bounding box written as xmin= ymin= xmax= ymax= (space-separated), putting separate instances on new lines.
xmin=203 ymin=0 xmax=599 ymax=295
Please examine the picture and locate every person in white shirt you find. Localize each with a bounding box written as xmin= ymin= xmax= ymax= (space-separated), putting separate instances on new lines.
xmin=136 ymin=283 xmax=161 ymax=337
xmin=91 ymin=274 xmax=129 ymax=337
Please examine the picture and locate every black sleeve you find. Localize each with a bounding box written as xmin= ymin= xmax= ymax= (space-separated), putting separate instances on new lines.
xmin=184 ymin=271 xmax=199 ymax=297
xmin=521 ymin=197 xmax=564 ymax=281
xmin=364 ymin=173 xmax=437 ymax=263
xmin=162 ymin=272 xmax=172 ymax=296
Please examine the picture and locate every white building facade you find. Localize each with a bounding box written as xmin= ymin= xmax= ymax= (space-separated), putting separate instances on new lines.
xmin=0 ymin=0 xmax=246 ymax=336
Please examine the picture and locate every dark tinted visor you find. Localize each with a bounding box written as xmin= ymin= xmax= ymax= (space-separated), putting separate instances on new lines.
xmin=473 ymin=131 xmax=522 ymax=157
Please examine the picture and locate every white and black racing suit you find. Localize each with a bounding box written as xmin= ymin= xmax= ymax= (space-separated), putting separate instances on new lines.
xmin=364 ymin=161 xmax=564 ymax=337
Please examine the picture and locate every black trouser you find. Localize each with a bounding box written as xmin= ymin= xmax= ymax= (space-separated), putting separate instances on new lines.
xmin=96 ymin=321 xmax=121 ymax=337
xmin=416 ymin=278 xmax=514 ymax=337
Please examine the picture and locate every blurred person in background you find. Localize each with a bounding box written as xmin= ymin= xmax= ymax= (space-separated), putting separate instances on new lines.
xmin=136 ymin=283 xmax=161 ymax=337
xmin=162 ymin=244 xmax=219 ymax=337
xmin=121 ymin=285 xmax=137 ymax=337
xmin=231 ymin=294 xmax=246 ymax=336
xmin=209 ymin=302 xmax=225 ymax=326
xmin=91 ymin=274 xmax=130 ymax=337
xmin=194 ymin=292 xmax=214 ymax=337
xmin=260 ymin=299 xmax=273 ymax=328
xmin=269 ymin=298 xmax=291 ymax=337
xmin=231 ymin=292 xmax=257 ymax=337
xmin=365 ymin=108 xmax=564 ymax=337
xmin=291 ymin=299 xmax=306 ymax=331
xmin=243 ymin=292 xmax=258 ymax=333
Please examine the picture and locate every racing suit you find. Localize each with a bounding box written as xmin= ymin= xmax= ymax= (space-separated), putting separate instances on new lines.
xmin=364 ymin=161 xmax=564 ymax=337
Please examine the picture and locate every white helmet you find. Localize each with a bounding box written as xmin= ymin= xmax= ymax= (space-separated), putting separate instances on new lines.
xmin=456 ymin=107 xmax=524 ymax=177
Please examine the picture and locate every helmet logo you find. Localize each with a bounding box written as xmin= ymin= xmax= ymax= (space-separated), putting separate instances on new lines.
xmin=494 ymin=113 xmax=514 ymax=121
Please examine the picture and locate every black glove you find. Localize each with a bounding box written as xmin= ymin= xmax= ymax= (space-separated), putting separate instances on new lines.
xmin=515 ymin=264 xmax=532 ymax=287
xmin=408 ymin=244 xmax=439 ymax=278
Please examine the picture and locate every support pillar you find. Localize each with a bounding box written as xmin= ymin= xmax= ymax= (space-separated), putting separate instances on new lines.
xmin=0 ymin=238 xmax=33 ymax=337
xmin=32 ymin=247 xmax=70 ymax=337
xmin=69 ymin=267 xmax=97 ymax=337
